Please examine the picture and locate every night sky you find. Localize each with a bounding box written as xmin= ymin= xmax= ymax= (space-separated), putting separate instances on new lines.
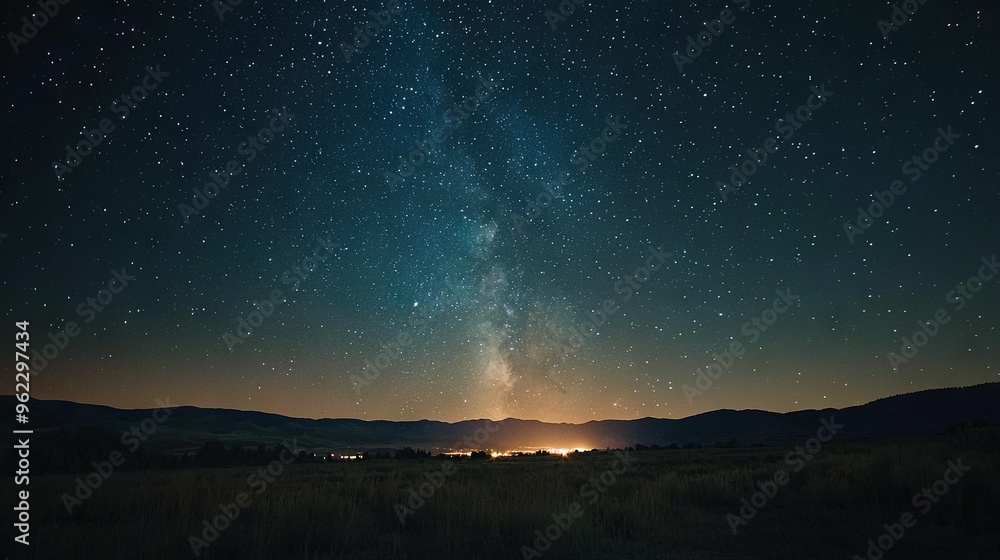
xmin=4 ymin=0 xmax=998 ymax=423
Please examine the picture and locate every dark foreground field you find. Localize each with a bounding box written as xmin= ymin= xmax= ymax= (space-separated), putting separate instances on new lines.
xmin=14 ymin=431 xmax=1000 ymax=560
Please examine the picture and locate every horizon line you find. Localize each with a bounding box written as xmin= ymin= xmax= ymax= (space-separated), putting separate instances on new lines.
xmin=6 ymin=382 xmax=995 ymax=424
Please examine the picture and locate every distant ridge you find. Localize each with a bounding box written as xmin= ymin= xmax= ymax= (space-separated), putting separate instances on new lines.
xmin=4 ymin=383 xmax=998 ymax=452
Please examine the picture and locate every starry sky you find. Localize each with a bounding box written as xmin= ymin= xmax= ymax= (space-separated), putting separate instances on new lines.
xmin=3 ymin=0 xmax=998 ymax=423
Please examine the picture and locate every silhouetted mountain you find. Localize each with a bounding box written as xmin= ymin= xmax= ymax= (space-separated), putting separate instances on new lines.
xmin=4 ymin=383 xmax=998 ymax=453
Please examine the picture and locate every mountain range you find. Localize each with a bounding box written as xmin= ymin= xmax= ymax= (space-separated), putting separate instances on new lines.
xmin=6 ymin=382 xmax=998 ymax=453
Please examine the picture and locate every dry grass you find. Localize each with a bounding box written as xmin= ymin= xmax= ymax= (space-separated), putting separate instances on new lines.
xmin=13 ymin=433 xmax=1000 ymax=559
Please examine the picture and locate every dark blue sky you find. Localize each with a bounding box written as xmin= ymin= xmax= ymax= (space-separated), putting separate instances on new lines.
xmin=3 ymin=0 xmax=998 ymax=422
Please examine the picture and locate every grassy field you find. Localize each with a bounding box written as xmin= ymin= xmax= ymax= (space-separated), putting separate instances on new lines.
xmin=13 ymin=431 xmax=1000 ymax=560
